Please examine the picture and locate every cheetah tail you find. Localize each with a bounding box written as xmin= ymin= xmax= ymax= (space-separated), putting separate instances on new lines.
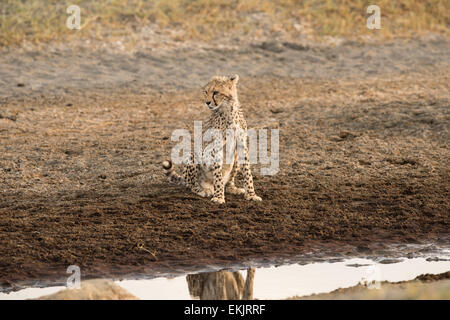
xmin=162 ymin=160 xmax=185 ymax=186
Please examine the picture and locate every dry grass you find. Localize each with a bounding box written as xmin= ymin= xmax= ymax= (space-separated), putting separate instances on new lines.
xmin=0 ymin=0 xmax=449 ymax=46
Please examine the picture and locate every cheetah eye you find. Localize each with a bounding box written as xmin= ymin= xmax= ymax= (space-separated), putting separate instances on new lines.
xmin=212 ymin=91 xmax=218 ymax=96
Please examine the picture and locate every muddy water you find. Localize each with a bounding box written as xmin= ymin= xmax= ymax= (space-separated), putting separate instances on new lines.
xmin=115 ymin=257 xmax=450 ymax=300
xmin=1 ymin=250 xmax=449 ymax=300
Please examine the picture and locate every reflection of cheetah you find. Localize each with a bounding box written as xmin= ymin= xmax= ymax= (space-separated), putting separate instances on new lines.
xmin=186 ymin=268 xmax=255 ymax=300
xmin=163 ymin=75 xmax=261 ymax=204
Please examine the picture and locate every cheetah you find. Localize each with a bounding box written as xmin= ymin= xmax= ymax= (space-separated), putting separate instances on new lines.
xmin=162 ymin=74 xmax=262 ymax=204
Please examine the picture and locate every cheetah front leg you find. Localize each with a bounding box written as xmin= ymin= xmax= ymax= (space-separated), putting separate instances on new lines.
xmin=205 ymin=134 xmax=226 ymax=204
xmin=240 ymin=141 xmax=262 ymax=202
xmin=226 ymin=162 xmax=245 ymax=195
xmin=242 ymin=163 xmax=262 ymax=201
xmin=211 ymin=162 xmax=225 ymax=204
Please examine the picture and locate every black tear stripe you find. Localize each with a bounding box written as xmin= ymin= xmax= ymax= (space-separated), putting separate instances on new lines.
xmin=212 ymin=91 xmax=218 ymax=106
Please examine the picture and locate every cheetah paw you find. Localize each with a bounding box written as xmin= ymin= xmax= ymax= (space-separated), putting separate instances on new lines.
xmin=227 ymin=187 xmax=246 ymax=195
xmin=245 ymin=194 xmax=262 ymax=201
xmin=197 ymin=189 xmax=213 ymax=198
xmin=197 ymin=190 xmax=207 ymax=197
xmin=211 ymin=197 xmax=225 ymax=204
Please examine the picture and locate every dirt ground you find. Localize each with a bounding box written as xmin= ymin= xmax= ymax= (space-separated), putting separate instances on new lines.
xmin=0 ymin=35 xmax=449 ymax=290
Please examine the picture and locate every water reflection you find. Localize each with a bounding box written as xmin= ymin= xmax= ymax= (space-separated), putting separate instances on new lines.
xmin=1 ymin=255 xmax=449 ymax=300
xmin=186 ymin=268 xmax=255 ymax=300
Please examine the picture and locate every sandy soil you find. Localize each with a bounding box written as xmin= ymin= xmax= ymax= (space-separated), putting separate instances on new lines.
xmin=0 ymin=36 xmax=449 ymax=290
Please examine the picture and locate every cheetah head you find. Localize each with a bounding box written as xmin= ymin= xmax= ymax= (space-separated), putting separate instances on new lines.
xmin=202 ymin=74 xmax=239 ymax=111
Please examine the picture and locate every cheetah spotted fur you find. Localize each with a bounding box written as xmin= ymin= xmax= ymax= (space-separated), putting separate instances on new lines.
xmin=162 ymin=75 xmax=261 ymax=204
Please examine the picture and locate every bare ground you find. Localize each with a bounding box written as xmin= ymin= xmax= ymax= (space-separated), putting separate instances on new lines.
xmin=0 ymin=36 xmax=449 ymax=289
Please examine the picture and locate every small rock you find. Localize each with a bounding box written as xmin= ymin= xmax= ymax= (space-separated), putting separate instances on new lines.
xmin=255 ymin=41 xmax=284 ymax=53
xmin=270 ymin=108 xmax=283 ymax=114
xmin=379 ymin=258 xmax=403 ymax=264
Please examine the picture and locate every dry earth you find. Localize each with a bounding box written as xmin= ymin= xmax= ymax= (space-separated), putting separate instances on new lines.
xmin=0 ymin=35 xmax=449 ymax=290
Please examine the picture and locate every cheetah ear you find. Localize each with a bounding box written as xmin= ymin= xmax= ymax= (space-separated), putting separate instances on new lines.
xmin=230 ymin=74 xmax=239 ymax=84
